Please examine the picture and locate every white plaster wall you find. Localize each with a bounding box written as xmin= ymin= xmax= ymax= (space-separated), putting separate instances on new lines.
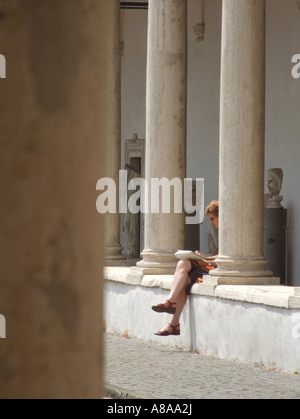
xmin=186 ymin=0 xmax=222 ymax=252
xmin=120 ymin=7 xmax=148 ymax=252
xmin=120 ymin=7 xmax=147 ymax=164
xmin=104 ymin=281 xmax=300 ymax=373
xmin=120 ymin=0 xmax=300 ymax=285
xmin=265 ymin=0 xmax=300 ymax=286
xmin=120 ymin=0 xmax=222 ymax=254
xmin=190 ymin=295 xmax=300 ymax=373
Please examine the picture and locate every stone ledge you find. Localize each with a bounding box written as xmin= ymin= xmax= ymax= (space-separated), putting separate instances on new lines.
xmin=104 ymin=266 xmax=300 ymax=310
xmin=204 ymin=275 xmax=280 ymax=286
xmin=104 ymin=266 xmax=132 ymax=283
xmin=289 ymin=296 xmax=300 ymax=309
xmin=141 ymin=275 xmax=173 ymax=290
xmin=215 ymin=285 xmax=300 ymax=309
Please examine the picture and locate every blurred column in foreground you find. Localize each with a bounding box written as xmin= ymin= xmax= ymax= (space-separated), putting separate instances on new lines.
xmin=0 ymin=0 xmax=108 ymax=398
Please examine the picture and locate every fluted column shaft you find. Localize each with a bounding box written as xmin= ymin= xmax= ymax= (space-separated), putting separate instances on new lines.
xmin=104 ymin=0 xmax=125 ymax=263
xmin=210 ymin=0 xmax=278 ymax=285
xmin=136 ymin=0 xmax=187 ymax=274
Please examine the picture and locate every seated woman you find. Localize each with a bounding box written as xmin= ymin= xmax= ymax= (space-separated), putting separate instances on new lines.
xmin=151 ymin=200 xmax=219 ymax=336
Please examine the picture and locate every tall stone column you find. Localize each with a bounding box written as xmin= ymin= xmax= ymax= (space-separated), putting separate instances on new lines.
xmin=135 ymin=0 xmax=187 ymax=275
xmin=0 ymin=0 xmax=108 ymax=398
xmin=103 ymin=0 xmax=125 ymax=264
xmin=209 ymin=0 xmax=279 ymax=285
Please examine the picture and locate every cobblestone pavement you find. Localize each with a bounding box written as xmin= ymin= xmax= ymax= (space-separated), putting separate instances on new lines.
xmin=104 ymin=333 xmax=300 ymax=400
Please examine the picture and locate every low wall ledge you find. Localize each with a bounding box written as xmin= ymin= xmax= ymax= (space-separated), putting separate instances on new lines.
xmin=104 ymin=266 xmax=300 ymax=310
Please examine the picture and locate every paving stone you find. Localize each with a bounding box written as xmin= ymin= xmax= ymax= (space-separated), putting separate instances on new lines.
xmin=104 ymin=333 xmax=300 ymax=400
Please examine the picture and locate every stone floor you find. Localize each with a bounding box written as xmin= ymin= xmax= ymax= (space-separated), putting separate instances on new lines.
xmin=104 ymin=333 xmax=300 ymax=399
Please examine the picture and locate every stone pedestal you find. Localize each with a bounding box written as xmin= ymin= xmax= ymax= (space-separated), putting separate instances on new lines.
xmin=264 ymin=208 xmax=288 ymax=285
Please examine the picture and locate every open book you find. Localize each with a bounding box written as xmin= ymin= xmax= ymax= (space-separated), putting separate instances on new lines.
xmin=175 ymin=250 xmax=208 ymax=262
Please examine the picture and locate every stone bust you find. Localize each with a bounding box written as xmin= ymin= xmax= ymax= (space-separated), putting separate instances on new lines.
xmin=264 ymin=168 xmax=283 ymax=208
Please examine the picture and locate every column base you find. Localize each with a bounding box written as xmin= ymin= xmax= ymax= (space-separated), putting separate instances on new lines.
xmin=104 ymin=245 xmax=126 ymax=265
xmin=208 ymin=256 xmax=280 ymax=285
xmin=209 ymin=256 xmax=276 ymax=278
xmin=207 ymin=255 xmax=281 ymax=285
xmin=131 ymin=265 xmax=176 ymax=277
xmin=135 ymin=249 xmax=177 ymax=275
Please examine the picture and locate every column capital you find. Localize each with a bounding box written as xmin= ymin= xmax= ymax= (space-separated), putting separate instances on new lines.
xmin=209 ymin=255 xmax=279 ymax=285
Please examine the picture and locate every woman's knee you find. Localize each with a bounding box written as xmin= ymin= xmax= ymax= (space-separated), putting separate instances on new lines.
xmin=176 ymin=259 xmax=191 ymax=273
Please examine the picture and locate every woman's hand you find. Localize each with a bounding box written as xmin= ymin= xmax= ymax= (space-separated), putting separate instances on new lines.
xmin=205 ymin=254 xmax=218 ymax=267
xmin=194 ymin=250 xmax=213 ymax=266
xmin=205 ymin=255 xmax=218 ymax=261
xmin=194 ymin=250 xmax=207 ymax=266
xmin=195 ymin=250 xmax=205 ymax=256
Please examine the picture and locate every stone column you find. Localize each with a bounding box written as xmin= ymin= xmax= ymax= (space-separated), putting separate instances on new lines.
xmin=135 ymin=0 xmax=187 ymax=275
xmin=209 ymin=0 xmax=279 ymax=285
xmin=103 ymin=0 xmax=126 ymax=264
xmin=0 ymin=0 xmax=108 ymax=398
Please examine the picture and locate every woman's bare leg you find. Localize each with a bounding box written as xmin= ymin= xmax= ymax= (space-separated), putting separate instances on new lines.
xmin=156 ymin=260 xmax=191 ymax=306
xmin=168 ymin=260 xmax=191 ymax=302
xmin=154 ymin=260 xmax=192 ymax=334
xmin=170 ymin=287 xmax=188 ymax=324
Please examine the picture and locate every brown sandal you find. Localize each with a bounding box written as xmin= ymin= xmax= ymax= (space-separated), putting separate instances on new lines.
xmin=151 ymin=299 xmax=176 ymax=314
xmin=154 ymin=323 xmax=180 ymax=336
